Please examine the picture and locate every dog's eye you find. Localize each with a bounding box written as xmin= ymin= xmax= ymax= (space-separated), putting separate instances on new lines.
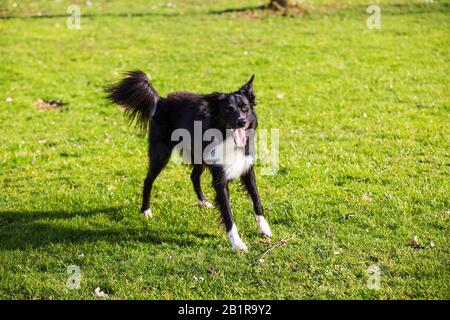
xmin=241 ymin=106 xmax=249 ymax=112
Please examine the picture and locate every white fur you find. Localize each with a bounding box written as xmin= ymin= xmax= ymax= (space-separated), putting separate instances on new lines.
xmin=255 ymin=215 xmax=272 ymax=237
xmin=143 ymin=209 xmax=153 ymax=218
xmin=198 ymin=200 xmax=214 ymax=208
xmin=227 ymin=224 xmax=248 ymax=250
xmin=204 ymin=138 xmax=253 ymax=181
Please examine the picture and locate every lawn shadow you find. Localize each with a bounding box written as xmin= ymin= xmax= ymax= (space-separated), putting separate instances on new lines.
xmin=208 ymin=4 xmax=266 ymax=15
xmin=0 ymin=11 xmax=181 ymax=20
xmin=210 ymin=1 xmax=448 ymax=16
xmin=1 ymin=2 xmax=446 ymax=20
xmin=0 ymin=207 xmax=217 ymax=250
xmin=208 ymin=3 xmax=308 ymax=16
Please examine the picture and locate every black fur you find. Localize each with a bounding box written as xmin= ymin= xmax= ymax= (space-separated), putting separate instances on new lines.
xmin=106 ymin=70 xmax=160 ymax=133
xmin=106 ymin=71 xmax=266 ymax=242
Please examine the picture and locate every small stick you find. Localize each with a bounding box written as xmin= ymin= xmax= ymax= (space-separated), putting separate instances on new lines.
xmin=259 ymin=235 xmax=295 ymax=261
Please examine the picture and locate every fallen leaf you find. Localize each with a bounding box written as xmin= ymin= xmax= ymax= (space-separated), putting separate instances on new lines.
xmin=207 ymin=268 xmax=218 ymax=275
xmin=410 ymin=236 xmax=419 ymax=247
xmin=361 ymin=194 xmax=373 ymax=202
xmin=91 ymin=287 xmax=109 ymax=299
xmin=35 ymin=99 xmax=65 ymax=111
xmin=193 ymin=276 xmax=204 ymax=282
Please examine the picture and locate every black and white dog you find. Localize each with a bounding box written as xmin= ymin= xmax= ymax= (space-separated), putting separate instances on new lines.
xmin=106 ymin=71 xmax=271 ymax=250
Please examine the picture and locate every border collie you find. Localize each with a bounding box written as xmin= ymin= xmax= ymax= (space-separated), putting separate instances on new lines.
xmin=106 ymin=71 xmax=271 ymax=250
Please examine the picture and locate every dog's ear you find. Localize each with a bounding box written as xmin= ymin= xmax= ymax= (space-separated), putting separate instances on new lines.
xmin=238 ymin=74 xmax=255 ymax=106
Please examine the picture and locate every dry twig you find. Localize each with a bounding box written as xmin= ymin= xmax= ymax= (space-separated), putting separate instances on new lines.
xmin=259 ymin=235 xmax=296 ymax=262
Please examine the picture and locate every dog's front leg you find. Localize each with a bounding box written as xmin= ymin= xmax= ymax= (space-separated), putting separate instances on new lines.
xmin=241 ymin=166 xmax=272 ymax=238
xmin=211 ymin=168 xmax=247 ymax=250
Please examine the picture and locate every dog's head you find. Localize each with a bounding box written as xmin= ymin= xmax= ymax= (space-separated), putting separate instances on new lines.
xmin=213 ymin=75 xmax=257 ymax=146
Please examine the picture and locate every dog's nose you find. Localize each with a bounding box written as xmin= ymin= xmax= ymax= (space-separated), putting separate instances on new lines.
xmin=237 ymin=117 xmax=246 ymax=128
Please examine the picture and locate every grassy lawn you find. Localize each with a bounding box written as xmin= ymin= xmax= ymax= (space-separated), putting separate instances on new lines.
xmin=0 ymin=0 xmax=449 ymax=299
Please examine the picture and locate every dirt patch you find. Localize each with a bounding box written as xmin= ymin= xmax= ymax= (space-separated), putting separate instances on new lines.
xmin=35 ymin=99 xmax=66 ymax=111
xmin=212 ymin=4 xmax=308 ymax=18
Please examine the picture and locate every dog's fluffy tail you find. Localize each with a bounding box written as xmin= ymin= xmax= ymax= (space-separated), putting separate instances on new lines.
xmin=106 ymin=70 xmax=160 ymax=133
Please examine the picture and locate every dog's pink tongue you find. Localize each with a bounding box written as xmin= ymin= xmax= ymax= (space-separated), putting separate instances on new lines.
xmin=232 ymin=128 xmax=246 ymax=147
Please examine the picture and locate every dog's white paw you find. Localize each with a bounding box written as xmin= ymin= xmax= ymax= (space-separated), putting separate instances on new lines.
xmin=227 ymin=225 xmax=248 ymax=251
xmin=198 ymin=200 xmax=214 ymax=209
xmin=143 ymin=209 xmax=153 ymax=219
xmin=255 ymin=216 xmax=272 ymax=238
xmin=232 ymin=239 xmax=248 ymax=251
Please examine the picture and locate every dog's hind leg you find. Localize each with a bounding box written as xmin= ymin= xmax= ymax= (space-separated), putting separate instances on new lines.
xmin=241 ymin=167 xmax=272 ymax=238
xmin=191 ymin=164 xmax=214 ymax=208
xmin=141 ymin=142 xmax=171 ymax=218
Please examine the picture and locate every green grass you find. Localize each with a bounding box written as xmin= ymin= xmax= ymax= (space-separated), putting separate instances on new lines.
xmin=0 ymin=0 xmax=449 ymax=299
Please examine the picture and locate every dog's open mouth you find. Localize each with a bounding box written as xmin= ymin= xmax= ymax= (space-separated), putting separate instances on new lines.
xmin=231 ymin=128 xmax=246 ymax=147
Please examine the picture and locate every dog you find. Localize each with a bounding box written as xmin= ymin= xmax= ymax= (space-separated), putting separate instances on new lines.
xmin=106 ymin=70 xmax=271 ymax=250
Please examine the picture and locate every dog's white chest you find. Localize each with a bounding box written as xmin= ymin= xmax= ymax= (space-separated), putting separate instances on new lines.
xmin=204 ymin=138 xmax=253 ymax=181
xmin=222 ymin=147 xmax=253 ymax=180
